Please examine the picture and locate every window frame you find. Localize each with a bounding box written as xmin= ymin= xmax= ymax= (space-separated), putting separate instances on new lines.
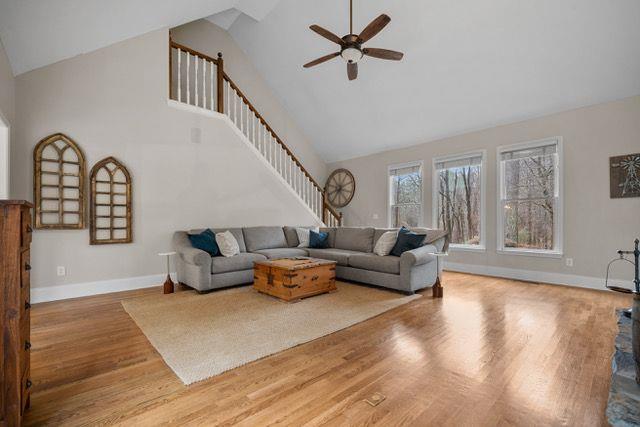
xmin=431 ymin=150 xmax=487 ymax=252
xmin=496 ymin=137 xmax=564 ymax=258
xmin=387 ymin=160 xmax=424 ymax=228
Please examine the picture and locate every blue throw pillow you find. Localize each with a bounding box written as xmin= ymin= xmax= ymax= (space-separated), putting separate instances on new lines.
xmin=390 ymin=227 xmax=426 ymax=257
xmin=188 ymin=229 xmax=219 ymax=256
xmin=309 ymin=230 xmax=329 ymax=249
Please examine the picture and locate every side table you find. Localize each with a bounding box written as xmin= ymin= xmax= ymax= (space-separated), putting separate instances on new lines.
xmin=430 ymin=252 xmax=448 ymax=298
xmin=158 ymin=251 xmax=176 ymax=294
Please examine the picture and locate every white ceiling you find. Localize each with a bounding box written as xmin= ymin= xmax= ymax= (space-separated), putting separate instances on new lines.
xmin=228 ymin=0 xmax=640 ymax=162
xmin=0 ymin=0 xmax=280 ymax=75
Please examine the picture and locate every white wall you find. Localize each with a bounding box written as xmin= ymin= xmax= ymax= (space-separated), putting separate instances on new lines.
xmin=12 ymin=28 xmax=321 ymax=292
xmin=329 ymin=96 xmax=640 ymax=284
xmin=171 ymin=19 xmax=327 ymax=184
xmin=0 ymin=38 xmax=14 ymax=198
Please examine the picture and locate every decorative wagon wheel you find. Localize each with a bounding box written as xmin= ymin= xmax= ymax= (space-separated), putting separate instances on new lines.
xmin=325 ymin=168 xmax=356 ymax=208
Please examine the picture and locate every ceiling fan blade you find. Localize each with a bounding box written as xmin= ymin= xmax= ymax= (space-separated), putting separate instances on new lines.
xmin=347 ymin=62 xmax=358 ymax=81
xmin=303 ymin=52 xmax=340 ymax=68
xmin=358 ymin=14 xmax=391 ymax=43
xmin=310 ymin=25 xmax=345 ymax=46
xmin=363 ymin=48 xmax=404 ymax=61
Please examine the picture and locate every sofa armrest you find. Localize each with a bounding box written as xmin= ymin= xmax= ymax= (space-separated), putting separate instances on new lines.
xmin=400 ymin=244 xmax=437 ymax=269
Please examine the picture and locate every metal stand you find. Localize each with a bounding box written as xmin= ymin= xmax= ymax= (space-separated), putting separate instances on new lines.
xmin=606 ymin=239 xmax=640 ymax=318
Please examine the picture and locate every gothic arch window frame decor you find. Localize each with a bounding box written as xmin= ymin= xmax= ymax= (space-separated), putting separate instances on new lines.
xmin=89 ymin=157 xmax=132 ymax=245
xmin=33 ymin=133 xmax=86 ymax=229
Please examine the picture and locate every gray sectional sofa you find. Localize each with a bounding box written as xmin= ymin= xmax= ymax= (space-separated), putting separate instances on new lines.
xmin=172 ymin=226 xmax=447 ymax=295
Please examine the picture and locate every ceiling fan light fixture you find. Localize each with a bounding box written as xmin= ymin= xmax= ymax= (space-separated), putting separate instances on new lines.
xmin=341 ymin=47 xmax=363 ymax=63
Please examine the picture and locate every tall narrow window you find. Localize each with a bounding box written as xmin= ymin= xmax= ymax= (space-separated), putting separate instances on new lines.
xmin=498 ymin=138 xmax=562 ymax=255
xmin=388 ymin=162 xmax=422 ymax=228
xmin=433 ymin=152 xmax=485 ymax=248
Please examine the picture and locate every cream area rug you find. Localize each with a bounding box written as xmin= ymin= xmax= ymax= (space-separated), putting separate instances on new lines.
xmin=122 ymin=282 xmax=420 ymax=385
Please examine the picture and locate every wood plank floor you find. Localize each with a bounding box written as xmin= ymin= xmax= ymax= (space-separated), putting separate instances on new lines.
xmin=24 ymin=272 xmax=631 ymax=426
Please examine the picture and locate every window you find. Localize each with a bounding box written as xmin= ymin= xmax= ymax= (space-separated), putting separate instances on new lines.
xmin=388 ymin=162 xmax=422 ymax=228
xmin=433 ymin=152 xmax=485 ymax=249
xmin=497 ymin=138 xmax=562 ymax=256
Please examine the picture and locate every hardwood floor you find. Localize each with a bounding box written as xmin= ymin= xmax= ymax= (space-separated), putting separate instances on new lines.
xmin=24 ymin=273 xmax=630 ymax=426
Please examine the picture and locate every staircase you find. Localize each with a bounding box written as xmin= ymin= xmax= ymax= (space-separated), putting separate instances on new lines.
xmin=169 ymin=39 xmax=342 ymax=227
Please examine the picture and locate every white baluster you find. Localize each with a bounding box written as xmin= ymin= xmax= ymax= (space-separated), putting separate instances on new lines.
xmin=194 ymin=56 xmax=198 ymax=107
xmin=210 ymin=61 xmax=214 ymax=110
xmin=225 ymin=82 xmax=231 ymax=117
xmin=186 ymin=53 xmax=190 ymax=105
xmin=202 ymin=58 xmax=206 ymax=108
xmin=177 ymin=49 xmax=182 ymax=102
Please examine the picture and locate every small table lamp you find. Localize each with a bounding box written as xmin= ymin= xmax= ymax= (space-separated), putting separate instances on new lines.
xmin=158 ymin=251 xmax=176 ymax=294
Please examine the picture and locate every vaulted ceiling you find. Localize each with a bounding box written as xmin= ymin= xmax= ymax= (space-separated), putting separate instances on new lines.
xmin=0 ymin=0 xmax=279 ymax=75
xmin=228 ymin=0 xmax=640 ymax=162
xmin=1 ymin=0 xmax=638 ymax=162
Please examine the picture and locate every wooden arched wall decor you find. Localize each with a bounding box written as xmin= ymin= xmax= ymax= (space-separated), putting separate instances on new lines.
xmin=89 ymin=157 xmax=132 ymax=245
xmin=33 ymin=133 xmax=86 ymax=229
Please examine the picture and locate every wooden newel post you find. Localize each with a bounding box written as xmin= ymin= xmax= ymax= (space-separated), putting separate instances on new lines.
xmin=217 ymin=52 xmax=224 ymax=114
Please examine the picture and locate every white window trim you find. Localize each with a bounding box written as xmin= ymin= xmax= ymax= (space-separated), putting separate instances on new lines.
xmin=387 ymin=160 xmax=424 ymax=228
xmin=496 ymin=137 xmax=564 ymax=258
xmin=431 ymin=150 xmax=486 ymax=252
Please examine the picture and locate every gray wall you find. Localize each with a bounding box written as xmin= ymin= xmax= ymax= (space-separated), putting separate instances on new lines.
xmin=171 ymin=19 xmax=327 ymax=184
xmin=329 ymin=96 xmax=640 ymax=281
xmin=0 ymin=38 xmax=14 ymax=124
xmin=12 ymin=28 xmax=321 ymax=289
xmin=0 ymin=38 xmax=14 ymax=198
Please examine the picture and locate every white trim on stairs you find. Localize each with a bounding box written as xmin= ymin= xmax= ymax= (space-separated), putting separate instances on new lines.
xmin=444 ymin=261 xmax=632 ymax=291
xmin=31 ymin=273 xmax=175 ymax=303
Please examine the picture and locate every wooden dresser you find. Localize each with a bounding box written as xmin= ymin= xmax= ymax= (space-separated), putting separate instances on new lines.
xmin=1 ymin=200 xmax=33 ymax=426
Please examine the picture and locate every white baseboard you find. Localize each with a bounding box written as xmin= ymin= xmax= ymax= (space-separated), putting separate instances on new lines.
xmin=31 ymin=263 xmax=631 ymax=304
xmin=31 ymin=273 xmax=175 ymax=303
xmin=444 ymin=262 xmax=633 ymax=291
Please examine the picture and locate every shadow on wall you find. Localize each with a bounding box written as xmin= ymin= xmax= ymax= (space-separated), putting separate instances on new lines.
xmin=0 ymin=111 xmax=9 ymax=198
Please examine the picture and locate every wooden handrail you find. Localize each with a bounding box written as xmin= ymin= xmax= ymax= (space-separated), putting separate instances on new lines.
xmin=170 ymin=40 xmax=220 ymax=65
xmin=169 ymin=38 xmax=342 ymax=226
xmin=222 ymin=72 xmax=324 ymax=193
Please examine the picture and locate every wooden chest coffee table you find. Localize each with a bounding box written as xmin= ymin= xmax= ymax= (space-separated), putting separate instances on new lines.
xmin=253 ymin=257 xmax=337 ymax=302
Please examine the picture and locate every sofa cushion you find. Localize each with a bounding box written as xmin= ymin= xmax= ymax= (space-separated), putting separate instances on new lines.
xmin=319 ymin=227 xmax=336 ymax=247
xmin=305 ymin=248 xmax=363 ymax=266
xmin=334 ymin=227 xmax=375 ymax=252
xmin=211 ymin=252 xmax=266 ymax=274
xmin=348 ymin=253 xmax=400 ymax=275
xmin=390 ymin=227 xmax=426 ymax=257
xmin=253 ymin=248 xmax=309 ymax=259
xmin=283 ymin=226 xmax=317 ymax=247
xmin=373 ymin=230 xmax=398 ymax=256
xmin=210 ymin=228 xmax=247 ymax=252
xmin=215 ymin=230 xmax=240 ymax=257
xmin=243 ymin=226 xmax=287 ymax=252
xmin=373 ymin=228 xmax=398 ymax=246
xmin=187 ymin=229 xmax=219 ymax=256
xmin=309 ymin=230 xmax=329 ymax=249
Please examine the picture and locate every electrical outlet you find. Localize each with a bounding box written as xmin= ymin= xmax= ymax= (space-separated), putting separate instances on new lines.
xmin=565 ymin=258 xmax=573 ymax=267
xmin=57 ymin=266 xmax=66 ymax=276
xmin=372 ymin=213 xmax=379 ymax=220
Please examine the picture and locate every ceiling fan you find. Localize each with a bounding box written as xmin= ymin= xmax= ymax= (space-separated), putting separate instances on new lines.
xmin=303 ymin=0 xmax=404 ymax=81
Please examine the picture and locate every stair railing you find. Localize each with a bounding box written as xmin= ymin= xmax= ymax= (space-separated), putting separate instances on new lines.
xmin=169 ymin=39 xmax=342 ymax=226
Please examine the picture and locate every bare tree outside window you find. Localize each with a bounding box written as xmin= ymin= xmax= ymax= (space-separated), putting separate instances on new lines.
xmin=499 ymin=142 xmax=560 ymax=252
xmin=435 ymin=154 xmax=483 ymax=246
xmin=389 ymin=163 xmax=422 ymax=228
